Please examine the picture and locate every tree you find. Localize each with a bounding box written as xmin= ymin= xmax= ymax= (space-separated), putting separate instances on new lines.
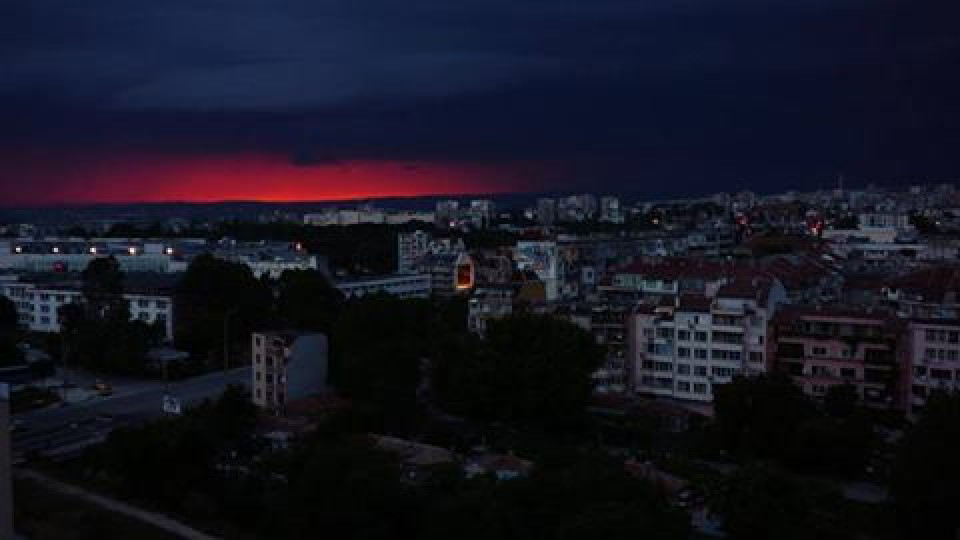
xmin=0 ymin=296 xmax=22 ymax=367
xmin=712 ymin=374 xmax=816 ymax=460
xmin=434 ymin=314 xmax=602 ymax=431
xmin=82 ymin=256 xmax=126 ymax=320
xmin=175 ymin=254 xmax=272 ymax=366
xmin=715 ymin=463 xmax=852 ymax=540
xmin=330 ymin=295 xmax=433 ymax=425
xmin=892 ymin=392 xmax=960 ymax=538
xmin=275 ymin=269 xmax=343 ymax=333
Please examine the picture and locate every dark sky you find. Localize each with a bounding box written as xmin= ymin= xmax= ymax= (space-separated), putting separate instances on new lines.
xmin=1 ymin=0 xmax=958 ymax=203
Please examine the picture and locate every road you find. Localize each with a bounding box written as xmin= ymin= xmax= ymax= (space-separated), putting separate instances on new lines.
xmin=11 ymin=367 xmax=250 ymax=460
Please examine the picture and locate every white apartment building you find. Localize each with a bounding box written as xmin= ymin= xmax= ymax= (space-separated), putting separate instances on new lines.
xmin=397 ymin=230 xmax=432 ymax=273
xmin=0 ymin=277 xmax=174 ymax=340
xmin=628 ymin=277 xmax=786 ymax=403
xmin=467 ymin=285 xmax=514 ymax=336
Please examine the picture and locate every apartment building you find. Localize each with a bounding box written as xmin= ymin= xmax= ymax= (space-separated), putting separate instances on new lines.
xmin=467 ymin=285 xmax=514 ymax=336
xmin=335 ymin=273 xmax=431 ymax=299
xmin=397 ymin=230 xmax=432 ymax=273
xmin=565 ymin=303 xmax=632 ymax=394
xmin=0 ymin=274 xmax=175 ymax=340
xmin=628 ymin=276 xmax=786 ymax=402
xmin=251 ymin=331 xmax=328 ymax=412
xmin=906 ymin=319 xmax=960 ymax=416
xmin=771 ymin=307 xmax=906 ymax=409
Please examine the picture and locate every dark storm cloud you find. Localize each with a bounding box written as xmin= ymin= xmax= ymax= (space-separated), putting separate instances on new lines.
xmin=2 ymin=0 xmax=959 ymax=192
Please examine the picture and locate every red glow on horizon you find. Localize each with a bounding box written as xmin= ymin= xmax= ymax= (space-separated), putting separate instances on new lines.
xmin=0 ymin=149 xmax=553 ymax=206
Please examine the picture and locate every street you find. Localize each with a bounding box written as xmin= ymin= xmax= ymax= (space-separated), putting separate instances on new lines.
xmin=11 ymin=367 xmax=250 ymax=461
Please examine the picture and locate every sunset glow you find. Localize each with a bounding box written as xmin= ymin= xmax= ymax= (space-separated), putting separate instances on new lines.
xmin=0 ymin=149 xmax=553 ymax=205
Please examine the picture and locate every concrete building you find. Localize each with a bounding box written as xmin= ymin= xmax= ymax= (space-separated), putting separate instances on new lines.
xmin=514 ymin=241 xmax=562 ymax=302
xmin=417 ymin=252 xmax=475 ymax=296
xmin=536 ymin=198 xmax=557 ymax=226
xmin=335 ymin=273 xmax=431 ymax=299
xmin=467 ymin=200 xmax=496 ymax=229
xmin=906 ymin=319 xmax=960 ymax=416
xmin=252 ymin=332 xmax=328 ymax=412
xmin=397 ymin=230 xmax=432 ymax=273
xmin=0 ymin=274 xmax=175 ymax=340
xmin=599 ymin=196 xmax=624 ymax=224
xmin=628 ymin=276 xmax=786 ymax=403
xmin=467 ymin=284 xmax=514 ymax=336
xmin=435 ymin=200 xmax=460 ymax=228
xmin=771 ymin=307 xmax=906 ymax=409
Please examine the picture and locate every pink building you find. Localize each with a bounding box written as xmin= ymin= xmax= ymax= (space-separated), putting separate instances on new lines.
xmin=772 ymin=307 xmax=907 ymax=409
xmin=906 ymin=319 xmax=960 ymax=417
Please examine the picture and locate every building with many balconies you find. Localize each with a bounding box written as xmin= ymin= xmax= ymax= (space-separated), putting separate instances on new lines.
xmin=771 ymin=306 xmax=906 ymax=410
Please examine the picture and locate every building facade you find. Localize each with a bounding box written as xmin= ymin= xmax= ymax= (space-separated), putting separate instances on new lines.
xmin=906 ymin=319 xmax=960 ymax=416
xmin=771 ymin=307 xmax=906 ymax=409
xmin=252 ymin=331 xmax=328 ymax=412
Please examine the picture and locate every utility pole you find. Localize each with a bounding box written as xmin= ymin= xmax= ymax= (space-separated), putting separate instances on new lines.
xmin=1 ymin=383 xmax=14 ymax=540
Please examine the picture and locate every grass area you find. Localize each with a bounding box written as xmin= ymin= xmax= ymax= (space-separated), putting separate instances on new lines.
xmin=14 ymin=477 xmax=181 ymax=540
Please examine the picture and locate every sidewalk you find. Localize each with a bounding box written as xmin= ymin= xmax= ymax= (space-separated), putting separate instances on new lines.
xmin=16 ymin=469 xmax=218 ymax=540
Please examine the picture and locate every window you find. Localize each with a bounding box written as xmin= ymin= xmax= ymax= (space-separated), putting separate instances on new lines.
xmin=677 ymin=330 xmax=691 ymax=341
xmin=255 ymin=372 xmax=261 ymax=381
xmin=812 ymin=384 xmax=827 ymax=395
xmin=138 ymin=299 xmax=149 ymax=308
xmin=841 ymin=368 xmax=856 ymax=379
xmin=950 ymin=331 xmax=960 ymax=344
xmin=255 ymin=336 xmax=263 ymax=346
xmin=711 ymin=349 xmax=741 ymax=361
xmin=255 ymin=354 xmax=262 ymax=364
xmin=654 ymin=361 xmax=673 ymax=372
xmin=926 ymin=348 xmax=938 ymax=361
xmin=694 ymin=365 xmax=708 ymax=376
xmin=156 ymin=300 xmax=169 ymax=309
xmin=40 ymin=305 xmax=50 ymax=313
xmin=677 ymin=364 xmax=691 ymax=375
xmin=811 ymin=365 xmax=830 ymax=376
xmin=712 ymin=367 xmax=736 ymax=378
xmin=40 ymin=316 xmax=50 ymax=324
xmin=749 ymin=351 xmax=764 ymax=363
xmin=931 ymin=369 xmax=952 ymax=381
xmin=914 ymin=366 xmax=928 ymax=377
xmin=656 ymin=327 xmax=674 ymax=339
xmin=266 ymin=374 xmax=274 ymax=383
xmin=138 ymin=312 xmax=149 ymax=321
xmin=926 ymin=329 xmax=938 ymax=342
xmin=642 ymin=360 xmax=654 ymax=369
xmin=677 ymin=347 xmax=691 ymax=358
xmin=694 ymin=331 xmax=708 ymax=342
xmin=950 ymin=350 xmax=959 ymax=362
xmin=256 ymin=389 xmax=262 ymax=398
xmin=693 ymin=383 xmax=708 ymax=394
xmin=812 ymin=346 xmax=828 ymax=356
xmin=694 ymin=348 xmax=708 ymax=360
xmin=676 ymin=381 xmax=691 ymax=392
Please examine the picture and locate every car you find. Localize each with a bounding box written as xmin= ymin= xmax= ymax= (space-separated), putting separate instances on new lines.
xmin=93 ymin=380 xmax=113 ymax=396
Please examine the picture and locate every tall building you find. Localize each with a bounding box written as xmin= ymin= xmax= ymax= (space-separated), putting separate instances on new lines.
xmin=435 ymin=200 xmax=460 ymax=228
xmin=628 ymin=276 xmax=786 ymax=402
xmin=468 ymin=200 xmax=496 ymax=229
xmin=252 ymin=332 xmax=328 ymax=412
xmin=599 ymin=196 xmax=624 ymax=223
xmin=771 ymin=307 xmax=906 ymax=409
xmin=397 ymin=230 xmax=432 ymax=273
xmin=906 ymin=319 xmax=960 ymax=417
xmin=536 ymin=198 xmax=557 ymax=226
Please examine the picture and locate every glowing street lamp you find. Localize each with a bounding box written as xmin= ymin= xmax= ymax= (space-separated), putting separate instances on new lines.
xmin=52 ymin=246 xmax=59 ymax=254
xmin=89 ymin=246 xmax=97 ymax=254
xmin=165 ymin=247 xmax=175 ymax=256
xmin=128 ymin=246 xmax=137 ymax=255
xmin=13 ymin=246 xmax=21 ymax=254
